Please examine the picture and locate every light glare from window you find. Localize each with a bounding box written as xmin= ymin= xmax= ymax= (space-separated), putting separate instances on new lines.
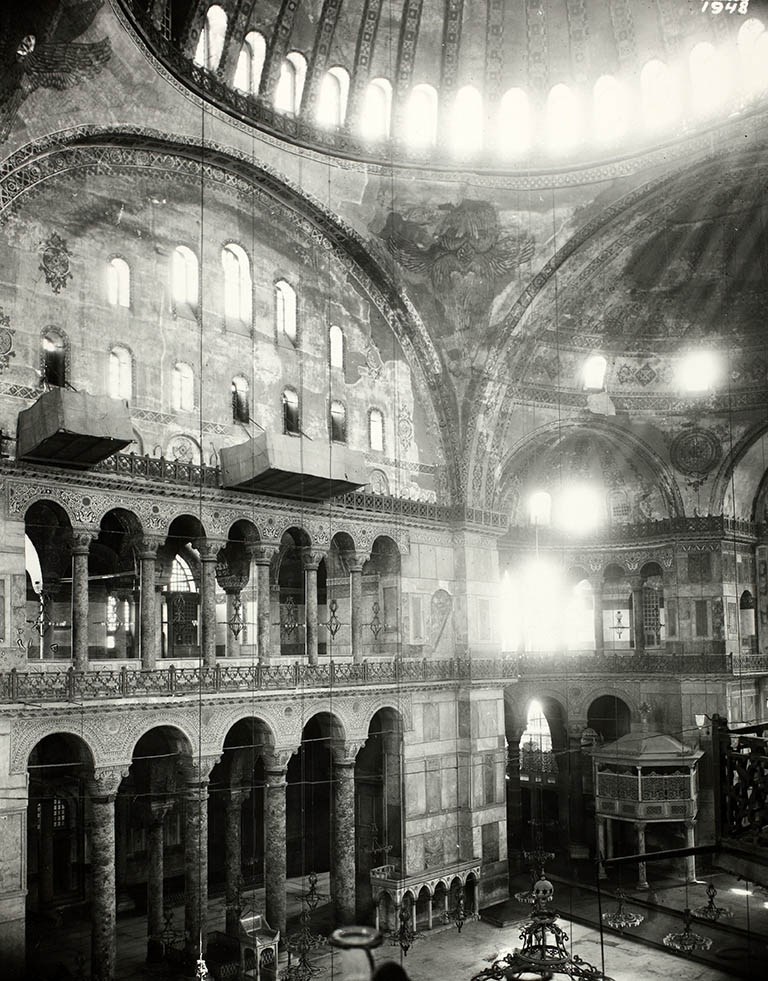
xmin=528 ymin=491 xmax=551 ymax=526
xmin=679 ymin=350 xmax=719 ymax=392
xmin=451 ymin=85 xmax=482 ymax=155
xmin=405 ymin=84 xmax=438 ymax=147
xmin=583 ymin=355 xmax=607 ymax=391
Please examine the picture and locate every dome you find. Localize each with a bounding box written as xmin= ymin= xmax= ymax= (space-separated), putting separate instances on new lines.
xmin=125 ymin=0 xmax=768 ymax=168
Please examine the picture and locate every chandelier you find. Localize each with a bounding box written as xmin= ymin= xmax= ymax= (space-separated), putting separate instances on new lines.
xmin=473 ymin=881 xmax=614 ymax=981
xmin=692 ymin=883 xmax=732 ymax=922
xmin=662 ymin=908 xmax=712 ymax=954
xmin=601 ymin=888 xmax=644 ymax=931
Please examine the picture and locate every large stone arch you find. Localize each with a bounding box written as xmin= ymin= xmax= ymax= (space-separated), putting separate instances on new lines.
xmin=0 ymin=127 xmax=456 ymax=500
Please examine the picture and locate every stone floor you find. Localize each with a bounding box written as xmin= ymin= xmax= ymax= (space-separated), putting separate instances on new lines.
xmin=26 ymin=868 xmax=767 ymax=980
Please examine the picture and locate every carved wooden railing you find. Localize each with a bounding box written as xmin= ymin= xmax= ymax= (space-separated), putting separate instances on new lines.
xmin=0 ymin=651 xmax=749 ymax=703
xmin=714 ymin=717 xmax=768 ymax=854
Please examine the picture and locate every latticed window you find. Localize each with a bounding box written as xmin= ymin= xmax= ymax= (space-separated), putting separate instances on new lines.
xmin=170 ymin=556 xmax=195 ymax=591
xmin=233 ymin=31 xmax=266 ymax=94
xmin=361 ymin=77 xmax=392 ymax=140
xmin=52 ymin=797 xmax=68 ymax=829
xmin=330 ymin=400 xmax=346 ymax=443
xmin=193 ymin=5 xmax=227 ymax=71
xmin=171 ymin=246 xmax=198 ymax=308
xmin=275 ymin=280 xmax=297 ymax=343
xmin=109 ymin=346 xmax=132 ymax=400
xmin=107 ymin=257 xmax=130 ymax=307
xmin=222 ymin=243 xmax=252 ymax=322
xmin=642 ymin=584 xmax=662 ymax=647
xmin=232 ymin=376 xmax=249 ymax=423
xmin=283 ymin=388 xmax=300 ymax=435
xmin=369 ymin=408 xmax=384 ymax=452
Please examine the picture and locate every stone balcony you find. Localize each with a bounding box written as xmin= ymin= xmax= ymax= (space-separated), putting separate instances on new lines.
xmin=2 ymin=651 xmax=764 ymax=704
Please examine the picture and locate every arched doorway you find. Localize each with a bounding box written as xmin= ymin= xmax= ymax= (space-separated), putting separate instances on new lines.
xmin=354 ymin=707 xmax=404 ymax=919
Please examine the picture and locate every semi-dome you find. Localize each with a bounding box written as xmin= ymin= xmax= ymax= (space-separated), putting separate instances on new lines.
xmin=123 ymin=0 xmax=768 ymax=169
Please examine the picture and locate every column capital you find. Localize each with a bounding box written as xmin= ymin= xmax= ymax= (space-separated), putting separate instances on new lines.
xmin=264 ymin=747 xmax=296 ymax=773
xmin=71 ymin=529 xmax=95 ymax=554
xmin=247 ymin=542 xmax=279 ymax=565
xmin=332 ymin=740 xmax=365 ymax=766
xmin=196 ymin=539 xmax=224 ymax=562
xmin=302 ymin=548 xmax=325 ymax=571
xmin=90 ymin=765 xmax=129 ymax=801
xmin=183 ymin=755 xmax=220 ymax=787
xmin=344 ymin=550 xmax=369 ymax=573
xmin=135 ymin=534 xmax=164 ymax=559
xmin=226 ymin=786 xmax=251 ymax=809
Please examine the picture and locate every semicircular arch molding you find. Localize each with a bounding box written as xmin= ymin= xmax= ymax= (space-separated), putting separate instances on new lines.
xmin=204 ymin=704 xmax=286 ymax=755
xmin=496 ymin=418 xmax=682 ymax=520
xmin=577 ymin=685 xmax=641 ymax=724
xmin=359 ymin=695 xmax=414 ymax=736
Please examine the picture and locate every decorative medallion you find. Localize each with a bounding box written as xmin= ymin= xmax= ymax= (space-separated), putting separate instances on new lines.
xmin=0 ymin=308 xmax=15 ymax=372
xmin=38 ymin=232 xmax=73 ymax=294
xmin=166 ymin=434 xmax=201 ymax=465
xmin=670 ymin=428 xmax=722 ymax=477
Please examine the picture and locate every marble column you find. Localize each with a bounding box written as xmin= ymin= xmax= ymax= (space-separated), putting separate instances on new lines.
xmin=591 ymin=577 xmax=604 ymax=653
xmin=566 ymin=728 xmax=586 ymax=856
xmin=303 ymin=550 xmax=321 ymax=665
xmin=138 ymin=539 xmax=159 ymax=670
xmin=224 ymin=790 xmax=247 ymax=936
xmin=250 ymin=546 xmax=275 ymax=665
xmin=198 ymin=541 xmax=220 ymax=667
xmin=332 ymin=754 xmax=358 ymax=925
xmin=72 ymin=532 xmax=92 ymax=671
xmin=597 ymin=817 xmax=607 ymax=879
xmin=89 ymin=767 xmax=126 ymax=981
xmin=184 ymin=758 xmax=217 ymax=962
xmin=684 ymin=820 xmax=696 ymax=882
xmin=631 ymin=580 xmax=645 ymax=655
xmin=146 ymin=805 xmax=168 ymax=962
xmin=347 ymin=554 xmax=365 ymax=664
xmin=264 ymin=762 xmax=288 ymax=937
xmin=636 ymin=822 xmax=648 ymax=889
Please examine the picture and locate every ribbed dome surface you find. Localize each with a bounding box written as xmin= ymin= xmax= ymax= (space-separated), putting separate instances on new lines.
xmin=124 ymin=0 xmax=768 ymax=166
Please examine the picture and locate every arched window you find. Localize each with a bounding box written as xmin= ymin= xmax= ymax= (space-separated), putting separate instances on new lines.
xmin=498 ymin=88 xmax=531 ymax=157
xmin=170 ymin=555 xmax=196 ymax=591
xmin=690 ymin=42 xmax=728 ymax=116
xmin=233 ymin=31 xmax=266 ymax=94
xmin=222 ymin=243 xmax=252 ymax=322
xmin=330 ymin=400 xmax=347 ymax=443
xmin=317 ymin=66 xmax=350 ymax=128
xmin=275 ymin=51 xmax=307 ymax=113
xmin=172 ymin=362 xmax=194 ymax=411
xmin=546 ymin=83 xmax=581 ymax=153
xmin=231 ymin=376 xmax=249 ymax=423
xmin=282 ymin=388 xmax=300 ymax=435
xmin=193 ymin=5 xmax=227 ymax=71
xmin=640 ymin=59 xmax=680 ymax=131
xmin=519 ymin=700 xmax=552 ymax=753
xmin=106 ymin=257 xmax=130 ymax=308
xmin=368 ymin=408 xmax=384 ymax=451
xmin=593 ymin=75 xmax=626 ymax=143
xmin=582 ymin=354 xmax=607 ymax=391
xmin=171 ymin=246 xmax=198 ymax=308
xmin=41 ymin=329 xmax=66 ymax=388
xmin=329 ymin=324 xmax=344 ymax=370
xmin=361 ymin=77 xmax=392 ymax=140
xmin=528 ymin=490 xmax=551 ymax=527
xmin=405 ymin=84 xmax=438 ymax=147
xmin=109 ymin=345 xmax=132 ymax=400
xmin=737 ymin=18 xmax=768 ymax=95
xmin=275 ymin=280 xmax=297 ymax=344
xmin=451 ymin=85 xmax=482 ymax=154
xmin=740 ymin=590 xmax=756 ymax=644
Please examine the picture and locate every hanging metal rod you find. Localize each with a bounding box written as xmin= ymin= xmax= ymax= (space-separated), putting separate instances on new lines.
xmin=602 ymin=844 xmax=716 ymax=868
